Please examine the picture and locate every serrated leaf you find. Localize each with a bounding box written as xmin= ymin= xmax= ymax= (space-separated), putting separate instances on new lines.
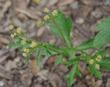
xmin=96 ymin=17 xmax=110 ymax=31
xmin=47 ymin=11 xmax=73 ymax=47
xmin=55 ymin=55 xmax=63 ymax=65
xmin=66 ymin=63 xmax=78 ymax=87
xmin=53 ymin=11 xmax=72 ymax=38
xmin=93 ymin=29 xmax=110 ymax=48
xmin=99 ymin=57 xmax=110 ymax=71
xmin=77 ymin=38 xmax=94 ymax=50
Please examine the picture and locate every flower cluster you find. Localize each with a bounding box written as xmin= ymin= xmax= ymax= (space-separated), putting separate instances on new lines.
xmin=22 ymin=40 xmax=38 ymax=57
xmin=9 ymin=25 xmax=38 ymax=57
xmin=36 ymin=9 xmax=58 ymax=27
xmin=88 ymin=55 xmax=102 ymax=70
xmin=9 ymin=25 xmax=23 ymax=38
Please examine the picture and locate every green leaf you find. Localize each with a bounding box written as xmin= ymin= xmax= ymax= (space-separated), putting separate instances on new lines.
xmin=94 ymin=17 xmax=110 ymax=48
xmin=66 ymin=63 xmax=78 ymax=87
xmin=89 ymin=65 xmax=102 ymax=78
xmin=77 ymin=38 xmax=94 ymax=50
xmin=47 ymin=11 xmax=73 ymax=47
xmin=93 ymin=29 xmax=110 ymax=48
xmin=99 ymin=57 xmax=110 ymax=71
xmin=96 ymin=17 xmax=110 ymax=31
xmin=8 ymin=41 xmax=19 ymax=48
xmin=8 ymin=38 xmax=21 ymax=48
xmin=55 ymin=55 xmax=63 ymax=65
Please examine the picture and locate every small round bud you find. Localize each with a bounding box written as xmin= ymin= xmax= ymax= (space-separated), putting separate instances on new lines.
xmin=13 ymin=33 xmax=17 ymax=36
xmin=30 ymin=41 xmax=37 ymax=48
xmin=23 ymin=53 xmax=27 ymax=57
xmin=9 ymin=25 xmax=14 ymax=30
xmin=44 ymin=15 xmax=49 ymax=21
xmin=52 ymin=10 xmax=58 ymax=16
xmin=23 ymin=48 xmax=29 ymax=53
xmin=36 ymin=20 xmax=44 ymax=27
xmin=95 ymin=64 xmax=100 ymax=70
xmin=96 ymin=55 xmax=102 ymax=62
xmin=89 ymin=59 xmax=94 ymax=65
xmin=16 ymin=27 xmax=22 ymax=34
xmin=10 ymin=34 xmax=14 ymax=38
xmin=44 ymin=8 xmax=49 ymax=13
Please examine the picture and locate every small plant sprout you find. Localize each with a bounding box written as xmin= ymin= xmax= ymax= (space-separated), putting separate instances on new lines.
xmin=8 ymin=10 xmax=110 ymax=87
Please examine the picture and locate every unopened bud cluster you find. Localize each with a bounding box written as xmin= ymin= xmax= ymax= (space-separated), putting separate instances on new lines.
xmin=37 ymin=9 xmax=58 ymax=27
xmin=9 ymin=25 xmax=38 ymax=57
xmin=88 ymin=55 xmax=102 ymax=70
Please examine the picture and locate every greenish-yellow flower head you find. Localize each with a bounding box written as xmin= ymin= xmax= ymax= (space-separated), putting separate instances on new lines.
xmin=16 ymin=27 xmax=22 ymax=34
xmin=10 ymin=34 xmax=15 ymax=38
xmin=44 ymin=8 xmax=49 ymax=13
xmin=9 ymin=25 xmax=14 ymax=31
xmin=22 ymin=53 xmax=27 ymax=57
xmin=36 ymin=20 xmax=44 ymax=27
xmin=52 ymin=10 xmax=58 ymax=16
xmin=14 ymin=32 xmax=17 ymax=36
xmin=89 ymin=59 xmax=94 ymax=65
xmin=30 ymin=41 xmax=37 ymax=48
xmin=23 ymin=48 xmax=29 ymax=53
xmin=44 ymin=15 xmax=50 ymax=21
xmin=95 ymin=64 xmax=100 ymax=70
xmin=96 ymin=55 xmax=102 ymax=62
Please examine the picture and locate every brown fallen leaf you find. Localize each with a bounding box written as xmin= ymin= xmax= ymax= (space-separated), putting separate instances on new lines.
xmin=58 ymin=0 xmax=75 ymax=6
xmin=0 ymin=35 xmax=9 ymax=45
xmin=15 ymin=8 xmax=40 ymax=20
xmin=0 ymin=0 xmax=11 ymax=20
xmin=47 ymin=55 xmax=56 ymax=64
xmin=20 ymin=69 xmax=33 ymax=87
xmin=13 ymin=0 xmax=29 ymax=9
xmin=29 ymin=57 xmax=40 ymax=76
xmin=0 ymin=65 xmax=11 ymax=79
xmin=13 ymin=0 xmax=40 ymax=20
xmin=48 ymin=73 xmax=65 ymax=87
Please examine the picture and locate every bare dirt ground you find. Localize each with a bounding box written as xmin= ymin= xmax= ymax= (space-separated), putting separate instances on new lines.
xmin=0 ymin=0 xmax=110 ymax=87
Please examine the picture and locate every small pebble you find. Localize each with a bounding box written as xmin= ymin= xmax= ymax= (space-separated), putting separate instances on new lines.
xmin=91 ymin=8 xmax=103 ymax=19
xmin=0 ymin=81 xmax=4 ymax=87
xmin=104 ymin=0 xmax=110 ymax=5
xmin=70 ymin=1 xmax=79 ymax=9
xmin=106 ymin=79 xmax=110 ymax=87
xmin=75 ymin=17 xmax=84 ymax=24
